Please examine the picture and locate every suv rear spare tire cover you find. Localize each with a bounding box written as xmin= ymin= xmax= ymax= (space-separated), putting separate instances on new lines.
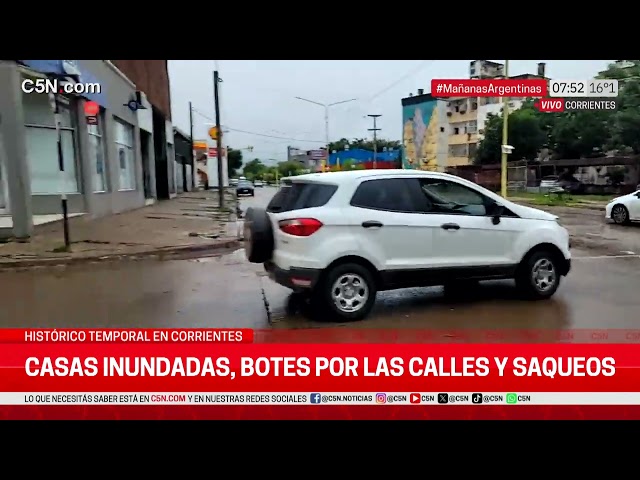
xmin=244 ymin=207 xmax=274 ymax=263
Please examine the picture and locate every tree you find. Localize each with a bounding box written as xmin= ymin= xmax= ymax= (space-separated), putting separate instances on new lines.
xmin=242 ymin=158 xmax=266 ymax=180
xmin=608 ymin=78 xmax=640 ymax=154
xmin=277 ymin=161 xmax=304 ymax=177
xmin=475 ymin=104 xmax=546 ymax=164
xmin=328 ymin=137 xmax=401 ymax=153
xmin=227 ymin=148 xmax=243 ymax=177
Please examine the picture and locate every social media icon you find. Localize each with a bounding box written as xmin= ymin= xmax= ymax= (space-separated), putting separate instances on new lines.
xmin=438 ymin=393 xmax=448 ymax=404
xmin=410 ymin=393 xmax=421 ymax=404
xmin=310 ymin=393 xmax=321 ymax=404
xmin=376 ymin=393 xmax=387 ymax=404
xmin=472 ymin=393 xmax=483 ymax=404
xmin=506 ymin=393 xmax=518 ymax=404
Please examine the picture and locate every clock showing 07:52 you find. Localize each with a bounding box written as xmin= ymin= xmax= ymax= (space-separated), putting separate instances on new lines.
xmin=548 ymin=80 xmax=619 ymax=98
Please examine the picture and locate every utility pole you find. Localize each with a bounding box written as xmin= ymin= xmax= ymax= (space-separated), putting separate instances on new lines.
xmin=368 ymin=114 xmax=382 ymax=169
xmin=48 ymin=89 xmax=71 ymax=251
xmin=189 ymin=101 xmax=195 ymax=190
xmin=213 ymin=70 xmax=224 ymax=208
xmin=500 ymin=60 xmax=510 ymax=198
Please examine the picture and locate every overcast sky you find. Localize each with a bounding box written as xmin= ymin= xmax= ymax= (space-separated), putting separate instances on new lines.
xmin=168 ymin=60 xmax=613 ymax=163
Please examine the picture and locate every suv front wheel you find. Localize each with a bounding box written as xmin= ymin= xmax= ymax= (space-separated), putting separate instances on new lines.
xmin=515 ymin=250 xmax=561 ymax=300
xmin=317 ymin=263 xmax=377 ymax=321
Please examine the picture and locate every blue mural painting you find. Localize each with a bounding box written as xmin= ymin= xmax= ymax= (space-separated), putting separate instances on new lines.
xmin=327 ymin=148 xmax=400 ymax=167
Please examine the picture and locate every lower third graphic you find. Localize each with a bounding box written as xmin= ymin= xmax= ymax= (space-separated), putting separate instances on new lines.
xmin=310 ymin=393 xmax=321 ymax=404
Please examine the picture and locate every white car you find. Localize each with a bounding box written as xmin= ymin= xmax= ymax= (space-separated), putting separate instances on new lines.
xmin=244 ymin=170 xmax=572 ymax=321
xmin=605 ymin=189 xmax=640 ymax=225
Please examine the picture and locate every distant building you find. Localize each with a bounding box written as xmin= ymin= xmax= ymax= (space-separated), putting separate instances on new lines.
xmin=287 ymin=146 xmax=326 ymax=172
xmin=402 ymin=62 xmax=549 ymax=168
xmin=173 ymin=127 xmax=195 ymax=193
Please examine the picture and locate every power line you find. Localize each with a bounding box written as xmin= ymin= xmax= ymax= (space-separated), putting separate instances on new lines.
xmin=337 ymin=60 xmax=436 ymax=122
xmin=367 ymin=60 xmax=435 ymax=101
xmin=191 ymin=107 xmax=326 ymax=143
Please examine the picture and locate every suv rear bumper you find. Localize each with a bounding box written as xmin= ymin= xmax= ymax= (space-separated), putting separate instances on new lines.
xmin=264 ymin=261 xmax=321 ymax=290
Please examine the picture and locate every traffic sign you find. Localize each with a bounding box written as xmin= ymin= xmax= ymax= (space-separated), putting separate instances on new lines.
xmin=208 ymin=127 xmax=220 ymax=140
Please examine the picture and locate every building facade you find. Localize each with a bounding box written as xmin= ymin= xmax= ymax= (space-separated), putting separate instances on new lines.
xmin=444 ymin=61 xmax=548 ymax=164
xmin=0 ymin=60 xmax=176 ymax=239
xmin=111 ymin=60 xmax=176 ymax=201
xmin=173 ymin=127 xmax=195 ymax=193
xmin=401 ymin=91 xmax=448 ymax=170
xmin=287 ymin=147 xmax=326 ymax=172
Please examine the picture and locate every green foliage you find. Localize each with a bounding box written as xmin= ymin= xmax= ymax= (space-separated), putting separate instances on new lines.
xmin=476 ymin=104 xmax=546 ymax=164
xmin=277 ymin=161 xmax=305 ymax=177
xmin=476 ymin=61 xmax=640 ymax=163
xmin=227 ymin=148 xmax=243 ymax=177
xmin=242 ymin=158 xmax=267 ymax=180
xmin=328 ymin=137 xmax=401 ymax=153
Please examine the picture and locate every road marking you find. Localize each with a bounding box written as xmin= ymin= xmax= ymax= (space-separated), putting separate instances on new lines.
xmin=574 ymin=254 xmax=640 ymax=260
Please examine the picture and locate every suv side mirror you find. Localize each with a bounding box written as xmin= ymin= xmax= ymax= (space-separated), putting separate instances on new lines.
xmin=489 ymin=202 xmax=505 ymax=225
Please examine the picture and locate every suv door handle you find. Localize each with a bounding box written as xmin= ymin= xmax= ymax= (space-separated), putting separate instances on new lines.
xmin=362 ymin=221 xmax=383 ymax=228
xmin=441 ymin=223 xmax=460 ymax=230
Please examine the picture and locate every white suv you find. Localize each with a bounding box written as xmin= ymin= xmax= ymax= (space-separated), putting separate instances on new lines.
xmin=244 ymin=170 xmax=571 ymax=321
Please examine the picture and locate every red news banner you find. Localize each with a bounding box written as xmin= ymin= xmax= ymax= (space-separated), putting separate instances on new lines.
xmin=1 ymin=328 xmax=639 ymax=419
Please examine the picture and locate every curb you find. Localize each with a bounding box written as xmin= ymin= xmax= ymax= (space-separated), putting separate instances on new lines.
xmin=513 ymin=200 xmax=606 ymax=212
xmin=0 ymin=239 xmax=241 ymax=270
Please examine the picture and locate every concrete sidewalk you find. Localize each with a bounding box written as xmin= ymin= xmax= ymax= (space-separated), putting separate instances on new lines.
xmin=0 ymin=190 xmax=240 ymax=268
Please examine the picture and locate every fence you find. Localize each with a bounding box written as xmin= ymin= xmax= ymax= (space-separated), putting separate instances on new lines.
xmin=447 ymin=158 xmax=640 ymax=195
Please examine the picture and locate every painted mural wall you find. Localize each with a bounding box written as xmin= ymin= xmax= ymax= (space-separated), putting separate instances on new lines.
xmin=402 ymin=98 xmax=446 ymax=171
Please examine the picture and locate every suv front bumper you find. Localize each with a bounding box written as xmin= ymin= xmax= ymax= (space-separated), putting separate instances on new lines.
xmin=264 ymin=261 xmax=321 ymax=290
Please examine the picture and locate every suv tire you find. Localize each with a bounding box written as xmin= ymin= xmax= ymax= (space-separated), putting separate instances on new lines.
xmin=516 ymin=250 xmax=561 ymax=300
xmin=244 ymin=207 xmax=274 ymax=263
xmin=317 ymin=262 xmax=377 ymax=322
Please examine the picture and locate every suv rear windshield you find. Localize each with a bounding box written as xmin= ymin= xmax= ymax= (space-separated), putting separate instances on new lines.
xmin=267 ymin=181 xmax=338 ymax=213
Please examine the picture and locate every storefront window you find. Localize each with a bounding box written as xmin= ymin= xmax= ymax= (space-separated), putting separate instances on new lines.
xmin=23 ymin=90 xmax=79 ymax=194
xmin=88 ymin=116 xmax=108 ymax=192
xmin=114 ymin=118 xmax=136 ymax=191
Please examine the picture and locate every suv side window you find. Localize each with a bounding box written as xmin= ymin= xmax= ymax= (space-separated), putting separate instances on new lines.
xmin=351 ymin=178 xmax=422 ymax=213
xmin=417 ymin=178 xmax=488 ymax=216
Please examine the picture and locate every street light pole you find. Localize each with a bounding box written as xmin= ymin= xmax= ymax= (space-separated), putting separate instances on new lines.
xmin=368 ymin=114 xmax=382 ymax=169
xmin=295 ymin=96 xmax=356 ymax=172
xmin=501 ymin=60 xmax=510 ymax=198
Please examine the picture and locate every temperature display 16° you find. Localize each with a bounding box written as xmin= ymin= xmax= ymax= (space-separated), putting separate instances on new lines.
xmin=588 ymin=79 xmax=618 ymax=97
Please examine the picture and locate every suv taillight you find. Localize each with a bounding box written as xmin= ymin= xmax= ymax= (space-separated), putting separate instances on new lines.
xmin=279 ymin=218 xmax=323 ymax=237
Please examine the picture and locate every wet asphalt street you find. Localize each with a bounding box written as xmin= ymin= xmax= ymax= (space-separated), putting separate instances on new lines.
xmin=0 ymin=186 xmax=639 ymax=330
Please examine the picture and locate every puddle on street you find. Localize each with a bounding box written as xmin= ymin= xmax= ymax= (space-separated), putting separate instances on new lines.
xmin=270 ymin=280 xmax=573 ymax=331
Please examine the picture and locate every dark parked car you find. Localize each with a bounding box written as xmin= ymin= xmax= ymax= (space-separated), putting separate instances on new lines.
xmin=236 ymin=180 xmax=254 ymax=196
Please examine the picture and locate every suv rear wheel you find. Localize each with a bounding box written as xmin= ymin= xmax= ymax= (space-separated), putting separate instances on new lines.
xmin=317 ymin=263 xmax=377 ymax=321
xmin=515 ymin=250 xmax=561 ymax=300
xmin=244 ymin=207 xmax=274 ymax=263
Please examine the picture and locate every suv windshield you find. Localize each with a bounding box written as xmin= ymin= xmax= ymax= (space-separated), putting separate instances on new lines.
xmin=267 ymin=181 xmax=338 ymax=213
